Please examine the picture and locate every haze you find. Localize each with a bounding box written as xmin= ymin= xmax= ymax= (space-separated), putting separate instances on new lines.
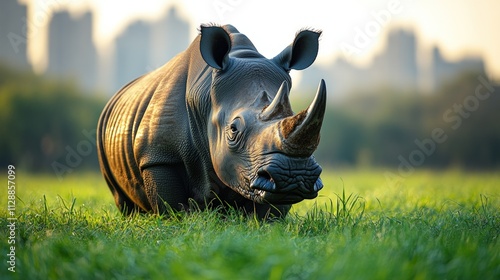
xmin=24 ymin=0 xmax=500 ymax=80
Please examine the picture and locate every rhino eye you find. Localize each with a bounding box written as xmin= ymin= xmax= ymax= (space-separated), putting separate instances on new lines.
xmin=230 ymin=123 xmax=238 ymax=133
xmin=226 ymin=118 xmax=243 ymax=145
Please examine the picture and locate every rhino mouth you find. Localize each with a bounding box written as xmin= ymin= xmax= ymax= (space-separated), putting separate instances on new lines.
xmin=248 ymin=156 xmax=323 ymax=204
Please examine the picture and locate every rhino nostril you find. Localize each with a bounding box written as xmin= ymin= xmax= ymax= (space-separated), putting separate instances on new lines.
xmin=251 ymin=170 xmax=277 ymax=192
xmin=258 ymin=170 xmax=274 ymax=183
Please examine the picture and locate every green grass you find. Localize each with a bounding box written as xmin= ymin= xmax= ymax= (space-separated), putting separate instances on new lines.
xmin=1 ymin=169 xmax=499 ymax=279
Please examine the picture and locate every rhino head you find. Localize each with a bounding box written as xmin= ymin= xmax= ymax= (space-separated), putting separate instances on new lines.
xmin=200 ymin=25 xmax=326 ymax=205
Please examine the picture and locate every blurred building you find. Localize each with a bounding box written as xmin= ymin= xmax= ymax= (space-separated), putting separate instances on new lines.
xmin=114 ymin=20 xmax=152 ymax=90
xmin=430 ymin=47 xmax=484 ymax=91
xmin=114 ymin=7 xmax=191 ymax=91
xmin=0 ymin=0 xmax=29 ymax=69
xmin=150 ymin=7 xmax=190 ymax=69
xmin=47 ymin=11 xmax=98 ymax=91
xmin=371 ymin=29 xmax=418 ymax=89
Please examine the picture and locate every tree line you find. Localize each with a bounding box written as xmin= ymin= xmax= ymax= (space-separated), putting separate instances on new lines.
xmin=315 ymin=71 xmax=500 ymax=169
xmin=1 ymin=64 xmax=498 ymax=174
xmin=0 ymin=64 xmax=105 ymax=173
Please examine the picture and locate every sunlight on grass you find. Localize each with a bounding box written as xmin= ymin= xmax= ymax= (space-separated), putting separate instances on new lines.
xmin=293 ymin=169 xmax=500 ymax=214
xmin=14 ymin=171 xmax=114 ymax=211
xmin=1 ymin=169 xmax=499 ymax=279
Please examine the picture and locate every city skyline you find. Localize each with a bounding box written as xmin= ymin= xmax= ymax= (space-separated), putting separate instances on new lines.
xmin=298 ymin=27 xmax=485 ymax=98
xmin=114 ymin=6 xmax=190 ymax=91
xmin=43 ymin=6 xmax=192 ymax=93
xmin=21 ymin=0 xmax=500 ymax=80
xmin=0 ymin=0 xmax=494 ymax=96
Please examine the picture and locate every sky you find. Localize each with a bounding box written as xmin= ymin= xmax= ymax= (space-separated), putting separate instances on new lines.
xmin=24 ymin=0 xmax=500 ymax=79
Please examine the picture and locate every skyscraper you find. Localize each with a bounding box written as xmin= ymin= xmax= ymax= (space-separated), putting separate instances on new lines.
xmin=0 ymin=0 xmax=29 ymax=69
xmin=371 ymin=29 xmax=418 ymax=89
xmin=47 ymin=11 xmax=97 ymax=90
xmin=431 ymin=47 xmax=485 ymax=90
xmin=150 ymin=7 xmax=190 ymax=68
xmin=114 ymin=20 xmax=152 ymax=90
xmin=113 ymin=6 xmax=191 ymax=90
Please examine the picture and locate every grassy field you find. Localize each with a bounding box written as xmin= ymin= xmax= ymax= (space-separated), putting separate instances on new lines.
xmin=1 ymin=169 xmax=499 ymax=279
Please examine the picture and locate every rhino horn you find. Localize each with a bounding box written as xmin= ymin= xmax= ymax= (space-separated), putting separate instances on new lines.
xmin=260 ymin=81 xmax=294 ymax=121
xmin=279 ymin=79 xmax=326 ymax=157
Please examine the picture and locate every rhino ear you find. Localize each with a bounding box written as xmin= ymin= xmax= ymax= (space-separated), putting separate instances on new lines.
xmin=200 ymin=25 xmax=231 ymax=70
xmin=273 ymin=29 xmax=321 ymax=71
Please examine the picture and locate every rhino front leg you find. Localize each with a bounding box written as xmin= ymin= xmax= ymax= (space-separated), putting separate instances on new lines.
xmin=142 ymin=165 xmax=189 ymax=214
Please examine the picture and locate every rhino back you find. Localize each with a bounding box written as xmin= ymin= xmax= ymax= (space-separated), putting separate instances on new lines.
xmin=97 ymin=37 xmax=215 ymax=208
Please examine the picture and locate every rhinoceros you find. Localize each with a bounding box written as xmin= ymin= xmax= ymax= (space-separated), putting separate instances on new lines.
xmin=97 ymin=24 xmax=327 ymax=219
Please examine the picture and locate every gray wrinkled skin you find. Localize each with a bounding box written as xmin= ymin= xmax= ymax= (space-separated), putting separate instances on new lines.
xmin=97 ymin=24 xmax=327 ymax=219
